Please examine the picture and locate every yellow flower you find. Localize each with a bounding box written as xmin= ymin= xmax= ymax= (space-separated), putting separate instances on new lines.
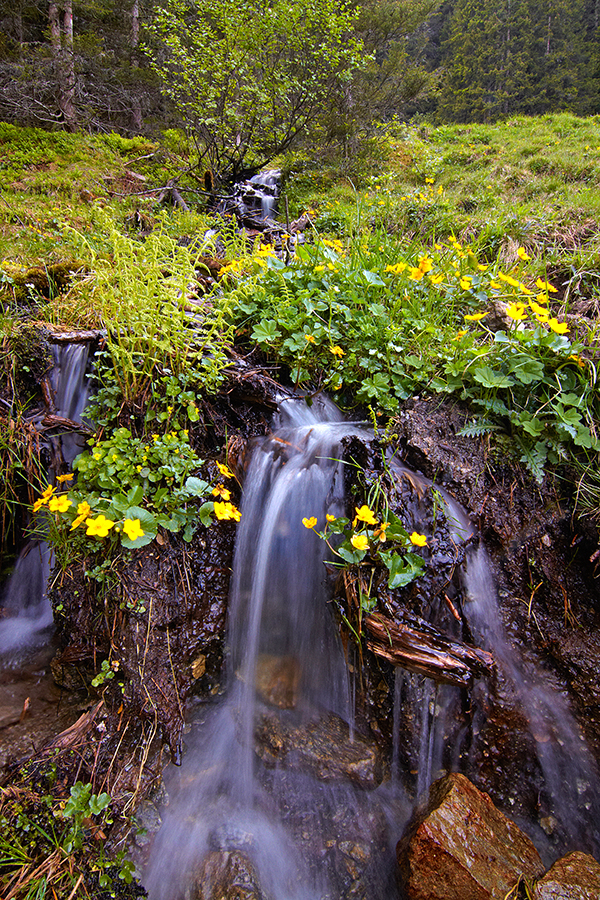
xmin=48 ymin=495 xmax=73 ymax=513
xmin=326 ymin=514 xmax=336 ymax=522
xmin=549 ymin=318 xmax=569 ymax=334
xmin=302 ymin=516 xmax=317 ymax=529
xmin=425 ymin=177 xmax=434 ymax=184
xmin=212 ymin=484 xmax=231 ymax=501
xmin=569 ymin=354 xmax=585 ymax=367
xmin=506 ymin=302 xmax=527 ymax=321
xmin=350 ymin=533 xmax=369 ymax=551
xmin=122 ymin=518 xmax=145 ymax=541
xmin=529 ymin=299 xmax=548 ymax=317
xmin=459 ymin=277 xmax=472 ymax=290
xmin=489 ymin=280 xmax=502 ymax=290
xmin=517 ymin=247 xmax=531 ymax=261
xmin=41 ymin=485 xmax=55 ymax=500
xmin=56 ymin=473 xmax=74 ymax=483
xmin=305 ymin=334 xmax=316 ymax=343
xmin=32 ymin=497 xmax=47 ymax=513
xmin=216 ymin=461 xmax=235 ymax=479
xmin=498 ymin=272 xmax=520 ymax=288
xmin=418 ymin=256 xmax=433 ymax=273
xmin=477 ymin=264 xmax=489 ymax=271
xmin=354 ymin=505 xmax=377 ymax=526
xmin=453 ymin=331 xmax=468 ymax=340
xmin=214 ymin=501 xmax=242 ymax=522
xmin=410 ymin=532 xmax=427 ymax=547
xmin=314 ymin=265 xmax=326 ymax=273
xmin=374 ymin=522 xmax=389 ymax=542
xmin=70 ymin=501 xmax=92 ymax=530
xmin=464 ymin=312 xmax=487 ymax=321
xmin=518 ymin=283 xmax=533 ymax=296
xmin=86 ymin=515 xmax=115 ymax=538
xmin=408 ymin=267 xmax=425 ymax=281
xmin=329 ymin=346 xmax=344 ymax=358
xmin=385 ymin=262 xmax=407 ymax=275
xmin=535 ymin=292 xmax=549 ymax=304
xmin=536 ymin=278 xmax=558 ymax=293
xmin=429 ymin=273 xmax=444 ymax=285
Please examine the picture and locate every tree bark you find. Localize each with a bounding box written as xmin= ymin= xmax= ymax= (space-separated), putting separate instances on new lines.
xmin=48 ymin=0 xmax=76 ymax=130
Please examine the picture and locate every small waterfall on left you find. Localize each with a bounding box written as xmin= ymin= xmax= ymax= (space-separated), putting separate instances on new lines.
xmin=0 ymin=340 xmax=91 ymax=661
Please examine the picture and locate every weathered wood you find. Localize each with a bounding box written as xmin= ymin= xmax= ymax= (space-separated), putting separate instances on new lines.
xmin=364 ymin=611 xmax=494 ymax=688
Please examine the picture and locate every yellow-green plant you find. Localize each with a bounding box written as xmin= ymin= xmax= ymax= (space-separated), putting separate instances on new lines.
xmin=69 ymin=212 xmax=233 ymax=404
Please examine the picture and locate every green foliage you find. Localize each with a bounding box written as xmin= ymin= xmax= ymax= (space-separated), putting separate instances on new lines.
xmin=33 ymin=425 xmax=218 ymax=570
xmin=70 ymin=213 xmax=233 ymax=404
xmin=313 ymin=507 xmax=426 ymax=596
xmin=0 ymin=780 xmax=137 ymax=899
xmin=146 ymin=0 xmax=365 ymax=182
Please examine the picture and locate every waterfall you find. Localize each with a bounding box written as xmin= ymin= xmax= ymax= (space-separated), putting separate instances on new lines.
xmin=143 ymin=398 xmax=403 ymax=900
xmin=464 ymin=544 xmax=600 ymax=855
xmin=144 ymin=398 xmax=600 ymax=897
xmin=0 ymin=341 xmax=90 ymax=660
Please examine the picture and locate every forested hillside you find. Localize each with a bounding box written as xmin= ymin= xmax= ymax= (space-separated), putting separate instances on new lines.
xmin=2 ymin=0 xmax=599 ymax=139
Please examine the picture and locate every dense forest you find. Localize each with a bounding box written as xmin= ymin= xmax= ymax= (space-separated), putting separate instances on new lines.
xmin=1 ymin=0 xmax=599 ymax=142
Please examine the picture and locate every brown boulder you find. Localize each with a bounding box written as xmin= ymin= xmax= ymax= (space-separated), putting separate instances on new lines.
xmin=397 ymin=773 xmax=544 ymax=900
xmin=533 ymin=851 xmax=600 ymax=899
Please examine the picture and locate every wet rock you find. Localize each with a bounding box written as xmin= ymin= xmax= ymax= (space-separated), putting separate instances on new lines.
xmin=255 ymin=712 xmax=383 ymax=788
xmin=188 ymin=850 xmax=264 ymax=900
xmin=533 ymin=851 xmax=600 ymax=899
xmin=397 ymin=772 xmax=545 ymax=900
xmin=254 ymin=655 xmax=299 ymax=709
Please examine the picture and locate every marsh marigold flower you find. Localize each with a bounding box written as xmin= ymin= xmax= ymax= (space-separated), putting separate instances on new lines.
xmin=329 ymin=346 xmax=344 ymax=358
xmin=506 ymin=302 xmax=527 ymax=321
xmin=549 ymin=318 xmax=569 ymax=334
xmin=517 ymin=247 xmax=531 ymax=261
xmin=48 ymin=495 xmax=72 ymax=513
xmin=71 ymin=500 xmax=92 ymax=530
xmin=354 ymin=505 xmax=377 ymax=526
xmin=351 ymin=533 xmax=369 ymax=552
xmin=410 ymin=532 xmax=427 ymax=547
xmin=302 ymin=516 xmax=317 ymax=529
xmin=214 ymin=502 xmax=241 ymax=522
xmin=464 ymin=312 xmax=487 ymax=322
xmin=86 ymin=515 xmax=115 ymax=538
xmin=123 ymin=518 xmax=145 ymax=541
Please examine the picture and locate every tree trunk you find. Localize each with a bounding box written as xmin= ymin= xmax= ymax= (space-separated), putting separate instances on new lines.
xmin=130 ymin=0 xmax=143 ymax=130
xmin=49 ymin=0 xmax=76 ymax=131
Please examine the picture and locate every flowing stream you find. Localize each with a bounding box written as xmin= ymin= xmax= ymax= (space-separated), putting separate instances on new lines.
xmin=0 ymin=341 xmax=90 ymax=661
xmin=144 ymin=397 xmax=600 ymax=897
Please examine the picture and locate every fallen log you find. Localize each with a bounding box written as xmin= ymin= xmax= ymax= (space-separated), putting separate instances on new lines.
xmin=364 ymin=611 xmax=494 ymax=688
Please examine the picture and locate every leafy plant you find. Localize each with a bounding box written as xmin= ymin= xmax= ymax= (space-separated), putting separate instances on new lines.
xmin=146 ymin=0 xmax=364 ymax=183
xmin=303 ymin=503 xmax=428 ymax=613
xmin=69 ymin=212 xmax=233 ymax=405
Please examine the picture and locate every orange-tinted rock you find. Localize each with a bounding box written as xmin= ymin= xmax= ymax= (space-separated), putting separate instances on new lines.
xmin=397 ymin=773 xmax=545 ymax=900
xmin=533 ymin=851 xmax=600 ymax=899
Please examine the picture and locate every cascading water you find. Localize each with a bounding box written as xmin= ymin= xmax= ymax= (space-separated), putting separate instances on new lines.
xmin=0 ymin=341 xmax=90 ymax=660
xmin=144 ymin=398 xmax=406 ymax=899
xmin=464 ymin=544 xmax=600 ymax=855
xmin=144 ymin=398 xmax=600 ymax=897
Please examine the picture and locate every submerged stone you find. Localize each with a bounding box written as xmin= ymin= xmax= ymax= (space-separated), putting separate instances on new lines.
xmin=533 ymin=851 xmax=600 ymax=899
xmin=396 ymin=772 xmax=544 ymax=900
xmin=254 ymin=654 xmax=300 ymax=709
xmin=188 ymin=850 xmax=264 ymax=900
xmin=255 ymin=711 xmax=383 ymax=789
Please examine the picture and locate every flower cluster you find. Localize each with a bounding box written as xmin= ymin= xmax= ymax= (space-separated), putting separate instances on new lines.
xmin=303 ymin=505 xmax=428 ymax=591
xmin=33 ymin=482 xmax=146 ymax=546
xmin=383 ymin=238 xmax=569 ymax=337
